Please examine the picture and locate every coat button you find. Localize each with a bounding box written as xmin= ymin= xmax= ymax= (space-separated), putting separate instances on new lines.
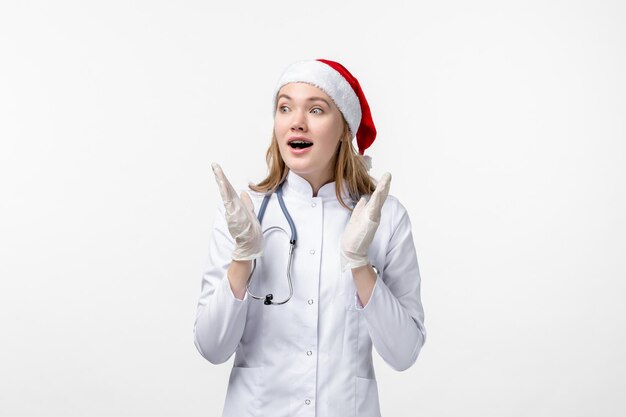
xmin=311 ymin=202 xmax=316 ymax=207
xmin=306 ymin=350 xmax=312 ymax=356
xmin=309 ymin=249 xmax=315 ymax=255
xmin=305 ymin=399 xmax=311 ymax=405
xmin=308 ymin=299 xmax=314 ymax=305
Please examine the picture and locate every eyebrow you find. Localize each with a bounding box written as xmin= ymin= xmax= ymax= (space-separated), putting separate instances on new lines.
xmin=277 ymin=94 xmax=332 ymax=107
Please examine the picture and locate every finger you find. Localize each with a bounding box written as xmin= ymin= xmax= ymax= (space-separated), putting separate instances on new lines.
xmin=369 ymin=172 xmax=391 ymax=210
xmin=240 ymin=191 xmax=255 ymax=215
xmin=351 ymin=196 xmax=367 ymax=218
xmin=366 ymin=172 xmax=391 ymax=221
xmin=211 ymin=162 xmax=238 ymax=206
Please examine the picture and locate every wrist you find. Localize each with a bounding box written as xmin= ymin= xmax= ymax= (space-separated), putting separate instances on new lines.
xmin=350 ymin=263 xmax=372 ymax=273
xmin=341 ymin=253 xmax=369 ymax=272
xmin=227 ymin=260 xmax=252 ymax=300
xmin=230 ymin=259 xmax=252 ymax=272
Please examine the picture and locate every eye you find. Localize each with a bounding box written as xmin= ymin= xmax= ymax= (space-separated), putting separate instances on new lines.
xmin=310 ymin=107 xmax=323 ymax=115
xmin=278 ymin=105 xmax=290 ymax=113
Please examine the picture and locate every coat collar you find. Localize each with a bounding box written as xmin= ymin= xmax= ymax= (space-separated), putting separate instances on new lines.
xmin=282 ymin=170 xmax=353 ymax=205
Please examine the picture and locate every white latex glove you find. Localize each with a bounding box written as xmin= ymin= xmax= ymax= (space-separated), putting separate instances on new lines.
xmin=340 ymin=172 xmax=392 ymax=271
xmin=211 ymin=162 xmax=263 ymax=261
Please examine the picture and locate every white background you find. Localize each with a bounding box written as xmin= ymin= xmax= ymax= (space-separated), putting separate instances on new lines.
xmin=1 ymin=1 xmax=625 ymax=416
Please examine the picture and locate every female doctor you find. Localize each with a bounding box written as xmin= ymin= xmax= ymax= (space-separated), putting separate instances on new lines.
xmin=193 ymin=59 xmax=426 ymax=417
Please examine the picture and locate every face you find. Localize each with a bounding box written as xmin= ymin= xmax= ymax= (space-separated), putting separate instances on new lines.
xmin=274 ymin=82 xmax=345 ymax=185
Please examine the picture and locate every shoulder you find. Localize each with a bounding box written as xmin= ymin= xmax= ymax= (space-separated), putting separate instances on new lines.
xmin=380 ymin=193 xmax=412 ymax=232
xmin=383 ymin=193 xmax=402 ymax=209
xmin=382 ymin=193 xmax=408 ymax=217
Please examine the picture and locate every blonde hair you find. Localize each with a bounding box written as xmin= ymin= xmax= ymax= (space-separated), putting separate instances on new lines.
xmin=249 ymin=120 xmax=376 ymax=211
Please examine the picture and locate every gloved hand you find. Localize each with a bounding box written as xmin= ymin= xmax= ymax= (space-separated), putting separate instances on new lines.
xmin=340 ymin=172 xmax=392 ymax=271
xmin=211 ymin=162 xmax=263 ymax=261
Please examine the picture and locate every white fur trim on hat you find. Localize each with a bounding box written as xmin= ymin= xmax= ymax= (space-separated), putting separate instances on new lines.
xmin=272 ymin=60 xmax=362 ymax=138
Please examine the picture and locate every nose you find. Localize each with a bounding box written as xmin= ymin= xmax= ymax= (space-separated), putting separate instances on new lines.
xmin=290 ymin=110 xmax=307 ymax=132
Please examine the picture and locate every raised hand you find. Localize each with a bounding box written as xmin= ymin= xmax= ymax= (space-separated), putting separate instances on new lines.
xmin=340 ymin=172 xmax=391 ymax=271
xmin=212 ymin=162 xmax=263 ymax=261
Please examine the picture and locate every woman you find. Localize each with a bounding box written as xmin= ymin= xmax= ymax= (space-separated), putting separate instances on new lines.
xmin=193 ymin=59 xmax=426 ymax=417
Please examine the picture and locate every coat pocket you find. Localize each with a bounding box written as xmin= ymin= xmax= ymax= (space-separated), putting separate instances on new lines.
xmin=222 ymin=366 xmax=263 ymax=417
xmin=355 ymin=376 xmax=381 ymax=417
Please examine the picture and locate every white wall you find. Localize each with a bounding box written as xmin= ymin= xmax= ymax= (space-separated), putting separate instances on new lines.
xmin=1 ymin=1 xmax=624 ymax=416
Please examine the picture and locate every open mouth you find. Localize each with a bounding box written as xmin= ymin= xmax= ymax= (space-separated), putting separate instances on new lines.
xmin=289 ymin=140 xmax=313 ymax=149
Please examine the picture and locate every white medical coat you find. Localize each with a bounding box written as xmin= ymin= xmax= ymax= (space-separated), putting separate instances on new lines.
xmin=194 ymin=170 xmax=426 ymax=417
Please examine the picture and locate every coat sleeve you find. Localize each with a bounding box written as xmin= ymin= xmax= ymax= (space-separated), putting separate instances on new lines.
xmin=193 ymin=204 xmax=250 ymax=364
xmin=354 ymin=198 xmax=427 ymax=371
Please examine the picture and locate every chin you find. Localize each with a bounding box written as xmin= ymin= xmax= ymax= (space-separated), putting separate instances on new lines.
xmin=285 ymin=162 xmax=313 ymax=175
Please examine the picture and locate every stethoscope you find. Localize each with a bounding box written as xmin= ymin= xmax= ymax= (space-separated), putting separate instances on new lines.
xmin=246 ymin=181 xmax=297 ymax=305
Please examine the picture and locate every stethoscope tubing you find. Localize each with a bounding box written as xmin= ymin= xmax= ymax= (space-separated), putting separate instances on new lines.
xmin=246 ymin=182 xmax=297 ymax=305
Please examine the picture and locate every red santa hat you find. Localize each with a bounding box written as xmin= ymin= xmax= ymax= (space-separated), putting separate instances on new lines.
xmin=272 ymin=59 xmax=377 ymax=165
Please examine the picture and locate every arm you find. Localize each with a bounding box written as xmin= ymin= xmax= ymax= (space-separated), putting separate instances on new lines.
xmin=353 ymin=203 xmax=427 ymax=372
xmin=193 ymin=164 xmax=264 ymax=364
xmin=192 ymin=205 xmax=250 ymax=365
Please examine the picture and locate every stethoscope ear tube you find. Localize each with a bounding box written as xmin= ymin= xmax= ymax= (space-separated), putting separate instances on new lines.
xmin=275 ymin=185 xmax=297 ymax=243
